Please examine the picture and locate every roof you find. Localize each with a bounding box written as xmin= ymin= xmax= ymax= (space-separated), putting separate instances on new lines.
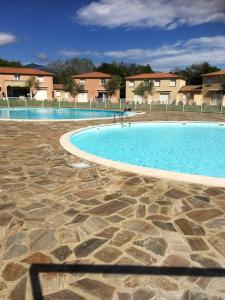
xmin=53 ymin=84 xmax=64 ymax=90
xmin=202 ymin=70 xmax=225 ymax=77
xmin=179 ymin=85 xmax=202 ymax=93
xmin=0 ymin=67 xmax=53 ymax=76
xmin=126 ymin=72 xmax=183 ymax=80
xmin=72 ymin=72 xmax=112 ymax=79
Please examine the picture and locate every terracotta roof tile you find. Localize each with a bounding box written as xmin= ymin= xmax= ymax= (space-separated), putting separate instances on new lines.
xmin=72 ymin=72 xmax=112 ymax=79
xmin=202 ymin=70 xmax=225 ymax=76
xmin=0 ymin=67 xmax=53 ymax=76
xmin=126 ymin=73 xmax=183 ymax=80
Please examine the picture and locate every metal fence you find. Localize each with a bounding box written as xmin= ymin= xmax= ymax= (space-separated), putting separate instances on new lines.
xmin=0 ymin=98 xmax=224 ymax=114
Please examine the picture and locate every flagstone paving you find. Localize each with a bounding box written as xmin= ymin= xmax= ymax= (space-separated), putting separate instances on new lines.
xmin=1 ymin=111 xmax=225 ymax=299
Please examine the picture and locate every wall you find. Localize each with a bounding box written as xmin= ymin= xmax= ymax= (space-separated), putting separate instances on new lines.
xmin=126 ymin=78 xmax=185 ymax=103
xmin=0 ymin=74 xmax=53 ymax=99
xmin=194 ymin=94 xmax=203 ymax=105
xmin=176 ymin=92 xmax=203 ymax=105
xmin=202 ymin=75 xmax=223 ymax=105
xmin=53 ymin=90 xmax=72 ymax=101
xmin=74 ymin=78 xmax=119 ymax=102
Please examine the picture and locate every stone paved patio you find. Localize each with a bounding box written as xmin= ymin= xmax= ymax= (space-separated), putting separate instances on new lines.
xmin=1 ymin=111 xmax=225 ymax=300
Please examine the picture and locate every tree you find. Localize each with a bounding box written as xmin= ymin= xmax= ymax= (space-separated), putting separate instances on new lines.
xmin=173 ymin=62 xmax=220 ymax=85
xmin=104 ymin=77 xmax=120 ymax=98
xmin=27 ymin=76 xmax=40 ymax=99
xmin=64 ymin=58 xmax=96 ymax=75
xmin=97 ymin=62 xmax=153 ymax=98
xmin=47 ymin=58 xmax=96 ymax=83
xmin=0 ymin=58 xmax=22 ymax=67
xmin=62 ymin=76 xmax=84 ymax=102
xmin=133 ymin=80 xmax=154 ymax=102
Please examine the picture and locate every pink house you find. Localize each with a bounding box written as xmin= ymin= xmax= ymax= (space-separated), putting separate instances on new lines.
xmin=72 ymin=71 xmax=120 ymax=102
xmin=0 ymin=67 xmax=53 ymax=100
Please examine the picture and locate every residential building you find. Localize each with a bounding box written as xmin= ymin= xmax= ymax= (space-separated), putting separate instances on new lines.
xmin=177 ymin=85 xmax=202 ymax=105
xmin=202 ymin=70 xmax=225 ymax=105
xmin=126 ymin=73 xmax=185 ymax=104
xmin=53 ymin=84 xmax=70 ymax=101
xmin=0 ymin=67 xmax=53 ymax=100
xmin=72 ymin=71 xmax=120 ymax=102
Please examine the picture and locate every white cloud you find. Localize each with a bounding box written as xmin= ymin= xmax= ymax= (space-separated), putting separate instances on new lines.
xmin=103 ymin=36 xmax=225 ymax=69
xmin=60 ymin=49 xmax=101 ymax=57
xmin=35 ymin=52 xmax=48 ymax=60
xmin=0 ymin=32 xmax=17 ymax=45
xmin=60 ymin=50 xmax=82 ymax=57
xmin=60 ymin=36 xmax=225 ymax=70
xmin=76 ymin=0 xmax=225 ymax=29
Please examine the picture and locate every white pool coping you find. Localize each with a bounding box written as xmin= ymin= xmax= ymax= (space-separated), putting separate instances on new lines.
xmin=0 ymin=107 xmax=139 ymax=122
xmin=60 ymin=121 xmax=225 ymax=188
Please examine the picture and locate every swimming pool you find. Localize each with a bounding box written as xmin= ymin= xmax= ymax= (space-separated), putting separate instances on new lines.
xmin=60 ymin=122 xmax=225 ymax=186
xmin=0 ymin=107 xmax=127 ymax=120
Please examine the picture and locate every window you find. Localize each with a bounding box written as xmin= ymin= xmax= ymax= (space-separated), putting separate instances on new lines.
xmin=205 ymin=78 xmax=213 ymax=84
xmin=128 ymin=81 xmax=135 ymax=87
xmin=56 ymin=91 xmax=61 ymax=97
xmin=154 ymin=79 xmax=160 ymax=87
xmin=15 ymin=74 xmax=20 ymax=81
xmin=144 ymin=80 xmax=149 ymax=86
xmin=100 ymin=79 xmax=106 ymax=86
xmin=37 ymin=76 xmax=44 ymax=83
xmin=80 ymin=79 xmax=85 ymax=85
xmin=211 ymin=93 xmax=220 ymax=105
xmin=170 ymin=79 xmax=176 ymax=87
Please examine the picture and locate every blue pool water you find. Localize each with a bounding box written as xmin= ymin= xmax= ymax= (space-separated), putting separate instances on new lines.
xmin=0 ymin=108 xmax=124 ymax=120
xmin=71 ymin=122 xmax=225 ymax=178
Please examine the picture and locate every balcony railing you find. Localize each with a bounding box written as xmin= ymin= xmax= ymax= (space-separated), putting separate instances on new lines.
xmin=6 ymin=80 xmax=47 ymax=88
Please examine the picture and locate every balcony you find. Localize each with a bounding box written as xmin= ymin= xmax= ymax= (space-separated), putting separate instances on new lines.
xmin=6 ymin=80 xmax=28 ymax=87
xmin=6 ymin=80 xmax=47 ymax=88
xmin=202 ymin=82 xmax=222 ymax=91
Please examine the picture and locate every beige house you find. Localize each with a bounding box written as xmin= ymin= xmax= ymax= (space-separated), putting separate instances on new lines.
xmin=0 ymin=67 xmax=53 ymax=100
xmin=72 ymin=71 xmax=120 ymax=102
xmin=126 ymin=73 xmax=185 ymax=104
xmin=177 ymin=85 xmax=202 ymax=105
xmin=53 ymin=84 xmax=70 ymax=101
xmin=202 ymin=70 xmax=225 ymax=105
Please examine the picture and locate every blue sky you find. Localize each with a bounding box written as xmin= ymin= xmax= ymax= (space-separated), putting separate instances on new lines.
xmin=0 ymin=0 xmax=225 ymax=70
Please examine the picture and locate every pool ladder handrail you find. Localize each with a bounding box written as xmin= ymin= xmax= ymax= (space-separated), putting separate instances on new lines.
xmin=113 ymin=111 xmax=131 ymax=127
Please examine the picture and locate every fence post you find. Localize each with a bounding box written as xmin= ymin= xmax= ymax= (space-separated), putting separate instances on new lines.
xmin=149 ymin=101 xmax=152 ymax=111
xmin=90 ymin=98 xmax=92 ymax=109
xmin=182 ymin=102 xmax=185 ymax=112
xmin=220 ymin=104 xmax=223 ymax=114
xmin=7 ymin=98 xmax=9 ymax=108
xmin=119 ymin=98 xmax=122 ymax=110
xmin=134 ymin=101 xmax=137 ymax=110
xmin=166 ymin=103 xmax=168 ymax=111
xmin=201 ymin=104 xmax=203 ymax=113
xmin=25 ymin=98 xmax=27 ymax=107
xmin=105 ymin=99 xmax=107 ymax=109
xmin=59 ymin=99 xmax=61 ymax=108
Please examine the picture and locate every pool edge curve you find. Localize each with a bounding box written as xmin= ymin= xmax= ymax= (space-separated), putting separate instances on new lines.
xmin=60 ymin=121 xmax=225 ymax=188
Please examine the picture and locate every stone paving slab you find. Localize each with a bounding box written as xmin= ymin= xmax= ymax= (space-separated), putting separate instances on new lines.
xmin=0 ymin=111 xmax=225 ymax=299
